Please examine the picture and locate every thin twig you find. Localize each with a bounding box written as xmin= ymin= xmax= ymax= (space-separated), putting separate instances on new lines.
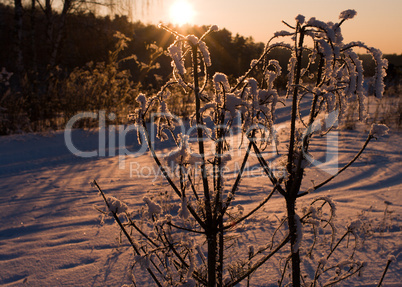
xmin=167 ymin=222 xmax=204 ymax=234
xmin=377 ymin=259 xmax=393 ymax=287
xmin=299 ymin=134 xmax=373 ymax=197
xmin=223 ymin=185 xmax=277 ymax=230
xmin=92 ymin=180 xmax=163 ymax=287
xmin=141 ymin=120 xmax=206 ymax=229
xmin=225 ymin=234 xmax=290 ymax=287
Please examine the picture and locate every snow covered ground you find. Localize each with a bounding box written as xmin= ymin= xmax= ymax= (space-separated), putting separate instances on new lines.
xmin=0 ymin=119 xmax=401 ymax=286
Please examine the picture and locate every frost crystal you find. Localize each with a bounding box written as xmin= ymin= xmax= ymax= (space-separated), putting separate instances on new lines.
xmin=295 ymin=14 xmax=305 ymax=24
xmin=155 ymin=214 xmax=172 ymax=226
xmin=107 ymin=196 xmax=128 ymax=215
xmin=198 ymin=40 xmax=212 ymax=66
xmin=168 ymin=43 xmax=185 ymax=75
xmin=339 ymin=9 xmax=357 ymax=20
xmin=226 ymin=93 xmax=244 ymax=118
xmin=316 ymin=196 xmax=336 ymax=217
xmin=369 ymin=47 xmax=388 ymax=98
xmin=246 ymin=78 xmax=258 ymax=95
xmin=136 ymin=93 xmax=146 ymax=111
xmin=348 ymin=219 xmax=362 ymax=231
xmin=388 ymin=255 xmax=396 ymax=262
xmin=186 ymin=35 xmax=199 ymax=45
xmin=287 ymin=54 xmax=297 ymax=91
xmin=178 ymin=197 xmax=190 ymax=219
xmin=143 ymin=196 xmax=162 ymax=216
xmin=250 ymin=59 xmax=258 ymax=68
xmin=210 ymin=25 xmax=219 ymax=32
xmin=369 ymin=123 xmax=389 ymax=138
xmin=165 ymin=134 xmax=202 ymax=167
xmin=274 ymin=30 xmax=293 ymax=37
xmin=213 ymin=72 xmax=230 ymax=92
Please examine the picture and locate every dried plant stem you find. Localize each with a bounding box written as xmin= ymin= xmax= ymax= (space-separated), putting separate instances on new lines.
xmin=376 ymin=259 xmax=393 ymax=287
xmin=92 ymin=180 xmax=163 ymax=287
xmin=299 ymin=134 xmax=373 ymax=197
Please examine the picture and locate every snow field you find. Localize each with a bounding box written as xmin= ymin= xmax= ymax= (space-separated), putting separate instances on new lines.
xmin=0 ymin=123 xmax=401 ymax=286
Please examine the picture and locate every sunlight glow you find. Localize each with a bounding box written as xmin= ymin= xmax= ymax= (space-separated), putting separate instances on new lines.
xmin=169 ymin=0 xmax=195 ymax=26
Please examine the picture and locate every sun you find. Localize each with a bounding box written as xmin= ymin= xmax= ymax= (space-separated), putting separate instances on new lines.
xmin=169 ymin=0 xmax=195 ymax=26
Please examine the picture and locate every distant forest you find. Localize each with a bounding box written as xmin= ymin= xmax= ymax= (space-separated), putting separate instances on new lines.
xmin=0 ymin=3 xmax=401 ymax=134
xmin=0 ymin=3 xmax=268 ymax=86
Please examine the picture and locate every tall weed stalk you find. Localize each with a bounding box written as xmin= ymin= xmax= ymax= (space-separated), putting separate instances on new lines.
xmin=95 ymin=10 xmax=390 ymax=287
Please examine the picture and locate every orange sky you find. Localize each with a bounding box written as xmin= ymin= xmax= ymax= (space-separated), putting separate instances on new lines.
xmin=134 ymin=0 xmax=402 ymax=54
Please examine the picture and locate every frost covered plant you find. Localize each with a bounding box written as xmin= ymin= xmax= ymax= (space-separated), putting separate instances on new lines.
xmin=299 ymin=197 xmax=368 ymax=287
xmin=369 ymin=123 xmax=389 ymax=138
xmin=95 ymin=10 xmax=390 ymax=287
xmin=263 ymin=10 xmax=389 ymax=286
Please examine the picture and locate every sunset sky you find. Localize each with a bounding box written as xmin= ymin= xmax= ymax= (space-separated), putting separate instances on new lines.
xmin=135 ymin=0 xmax=402 ymax=54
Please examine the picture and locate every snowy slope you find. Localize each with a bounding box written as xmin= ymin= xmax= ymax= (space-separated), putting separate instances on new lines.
xmin=0 ymin=125 xmax=401 ymax=286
